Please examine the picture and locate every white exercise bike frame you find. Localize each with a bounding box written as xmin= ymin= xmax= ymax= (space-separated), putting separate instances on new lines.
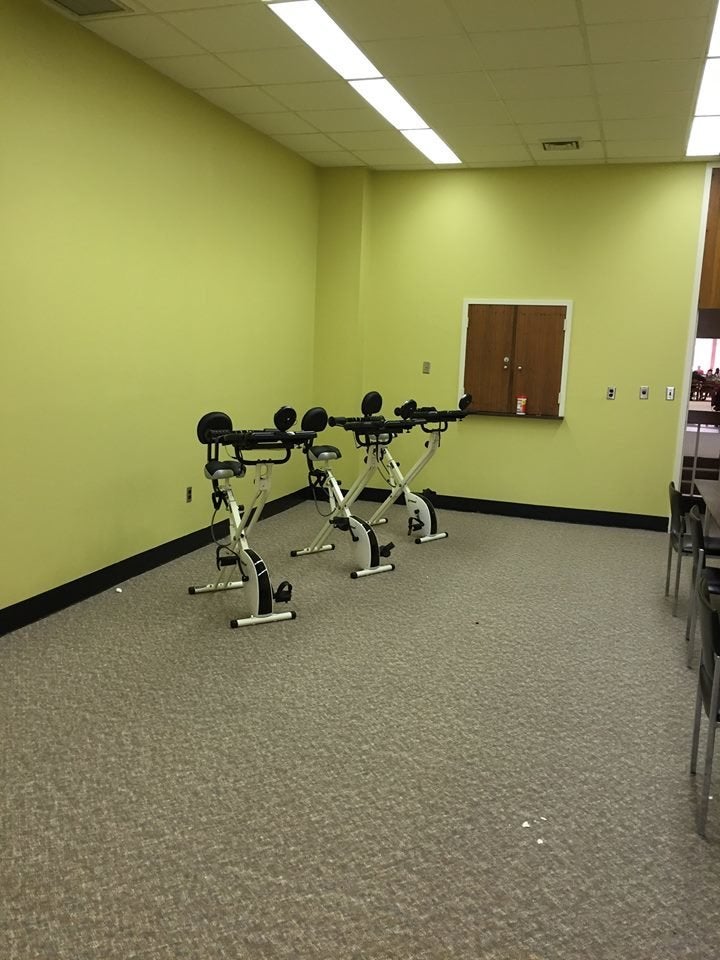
xmin=368 ymin=427 xmax=447 ymax=543
xmin=189 ymin=461 xmax=295 ymax=628
xmin=291 ymin=442 xmax=395 ymax=579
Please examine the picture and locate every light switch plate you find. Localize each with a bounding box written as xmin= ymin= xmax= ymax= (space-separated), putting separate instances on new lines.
xmin=639 ymin=386 xmax=649 ymax=399
xmin=666 ymin=386 xmax=675 ymax=400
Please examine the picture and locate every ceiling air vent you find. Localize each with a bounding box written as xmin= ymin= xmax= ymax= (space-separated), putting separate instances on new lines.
xmin=47 ymin=0 xmax=132 ymax=16
xmin=541 ymin=139 xmax=581 ymax=152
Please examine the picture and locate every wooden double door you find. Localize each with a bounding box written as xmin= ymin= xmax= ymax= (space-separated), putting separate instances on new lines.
xmin=464 ymin=303 xmax=566 ymax=418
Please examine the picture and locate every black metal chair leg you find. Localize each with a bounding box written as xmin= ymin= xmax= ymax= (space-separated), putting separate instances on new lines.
xmin=673 ymin=550 xmax=683 ymax=617
xmin=665 ymin=535 xmax=673 ymax=596
xmin=691 ymin=682 xmax=703 ymax=776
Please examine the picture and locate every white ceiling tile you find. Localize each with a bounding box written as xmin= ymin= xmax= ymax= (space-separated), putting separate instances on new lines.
xmin=505 ymin=97 xmax=599 ymax=123
xmin=489 ymin=65 xmax=594 ymax=99
xmin=145 ymin=53 xmax=249 ymax=89
xmin=449 ymin=0 xmax=579 ymax=32
xmin=421 ymin=100 xmax=513 ymax=126
xmin=371 ymin=163 xmax=440 ymax=169
xmin=582 ymin=0 xmax=713 ymax=25
xmin=142 ymin=0 xmax=257 ymax=11
xmin=453 ymin=144 xmax=534 ymax=164
xmin=592 ymin=60 xmax=703 ymax=95
xmin=297 ymin=108 xmax=392 ymax=132
xmin=263 ymin=81 xmax=365 ymax=111
xmin=217 ymin=47 xmax=337 ymax=85
xmin=605 ymin=139 xmax=686 ymax=159
xmin=352 ymin=147 xmax=433 ymax=166
xmin=528 ymin=140 xmax=605 ymax=161
xmin=470 ymin=27 xmax=587 ymax=70
xmin=465 ymin=160 xmax=535 ymax=167
xmin=534 ymin=157 xmax=607 ymax=165
xmin=273 ymin=132 xmax=344 ymax=151
xmin=603 ymin=117 xmax=690 ymax=140
xmin=587 ymin=19 xmax=709 ymax=63
xmin=84 ymin=14 xmax=204 ymax=58
xmin=71 ymin=0 xmax=717 ymax=171
xmin=322 ymin=0 xmax=462 ymax=41
xmin=162 ymin=4 xmax=299 ymax=53
xmin=518 ymin=120 xmax=602 ymax=143
xmin=201 ymin=85 xmax=286 ymax=114
xmin=300 ymin=151 xmax=365 ymax=166
xmin=239 ymin=112 xmax=318 ymax=135
xmin=362 ymin=36 xmax=484 ymax=76
xmin=607 ymin=156 xmax=687 ymax=164
xmin=330 ymin=130 xmax=411 ymax=151
xmin=598 ymin=90 xmax=696 ymax=120
xmin=391 ymin=72 xmax=498 ymax=104
xmin=442 ymin=125 xmax=524 ymax=149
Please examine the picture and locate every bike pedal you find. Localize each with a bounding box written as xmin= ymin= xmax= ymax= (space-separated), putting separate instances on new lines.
xmin=273 ymin=580 xmax=293 ymax=603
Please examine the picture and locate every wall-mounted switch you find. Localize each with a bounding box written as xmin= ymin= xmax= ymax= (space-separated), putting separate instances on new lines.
xmin=666 ymin=386 xmax=675 ymax=401
xmin=186 ymin=486 xmax=193 ymax=503
xmin=639 ymin=386 xmax=649 ymax=400
xmin=606 ymin=386 xmax=616 ymax=400
xmin=422 ymin=361 xmax=431 ymax=374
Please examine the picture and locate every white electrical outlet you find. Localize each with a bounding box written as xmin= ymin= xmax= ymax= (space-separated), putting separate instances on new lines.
xmin=606 ymin=386 xmax=616 ymax=400
xmin=666 ymin=386 xmax=675 ymax=401
xmin=639 ymin=386 xmax=649 ymax=399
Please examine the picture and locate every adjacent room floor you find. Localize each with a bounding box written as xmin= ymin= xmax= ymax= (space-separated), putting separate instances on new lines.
xmin=685 ymin=400 xmax=720 ymax=461
xmin=3 ymin=504 xmax=720 ymax=960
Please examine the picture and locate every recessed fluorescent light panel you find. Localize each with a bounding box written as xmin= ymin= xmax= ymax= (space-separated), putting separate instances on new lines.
xmin=267 ymin=0 xmax=380 ymax=80
xmin=710 ymin=1 xmax=720 ymax=57
xmin=401 ymin=129 xmax=461 ymax=165
xmin=687 ymin=116 xmax=720 ymax=156
xmin=349 ymin=79 xmax=427 ymax=130
xmin=695 ymin=58 xmax=720 ymax=116
xmin=265 ymin=0 xmax=462 ymax=166
xmin=687 ymin=4 xmax=720 ymax=155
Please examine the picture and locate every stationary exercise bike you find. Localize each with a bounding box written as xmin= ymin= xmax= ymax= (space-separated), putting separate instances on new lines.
xmin=189 ymin=406 xmax=318 ymax=628
xmin=290 ymin=394 xmax=413 ymax=578
xmin=367 ymin=394 xmax=472 ymax=543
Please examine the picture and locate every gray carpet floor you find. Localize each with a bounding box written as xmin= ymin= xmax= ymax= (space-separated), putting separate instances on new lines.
xmin=3 ymin=502 xmax=720 ymax=960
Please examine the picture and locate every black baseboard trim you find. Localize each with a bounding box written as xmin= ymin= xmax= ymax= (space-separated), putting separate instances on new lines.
xmin=355 ymin=487 xmax=405 ymax=505
xmin=2 ymin=486 xmax=665 ymax=635
xmin=0 ymin=488 xmax=308 ymax=636
xmin=354 ymin=487 xmax=666 ymax=532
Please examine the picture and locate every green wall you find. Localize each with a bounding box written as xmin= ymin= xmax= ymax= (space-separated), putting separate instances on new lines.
xmin=0 ymin=0 xmax=319 ymax=608
xmin=315 ymin=164 xmax=707 ymax=516
xmin=0 ymin=1 xmax=710 ymax=614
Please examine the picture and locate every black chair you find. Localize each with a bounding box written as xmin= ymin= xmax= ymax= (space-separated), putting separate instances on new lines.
xmin=666 ymin=482 xmax=693 ymax=616
xmin=690 ymin=574 xmax=720 ymax=835
xmin=691 ymin=372 xmax=709 ymax=401
xmin=685 ymin=506 xmax=720 ymax=666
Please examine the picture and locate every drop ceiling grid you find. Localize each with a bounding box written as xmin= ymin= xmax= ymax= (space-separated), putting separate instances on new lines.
xmin=73 ymin=0 xmax=719 ymax=168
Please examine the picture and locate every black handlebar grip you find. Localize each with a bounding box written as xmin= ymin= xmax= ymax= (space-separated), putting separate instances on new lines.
xmin=329 ymin=414 xmax=386 ymax=428
xmin=394 ymin=399 xmax=417 ymax=419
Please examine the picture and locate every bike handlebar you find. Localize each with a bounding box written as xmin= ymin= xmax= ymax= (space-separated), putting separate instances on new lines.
xmin=328 ymin=415 xmax=385 ymax=427
xmin=205 ymin=428 xmax=317 ymax=450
